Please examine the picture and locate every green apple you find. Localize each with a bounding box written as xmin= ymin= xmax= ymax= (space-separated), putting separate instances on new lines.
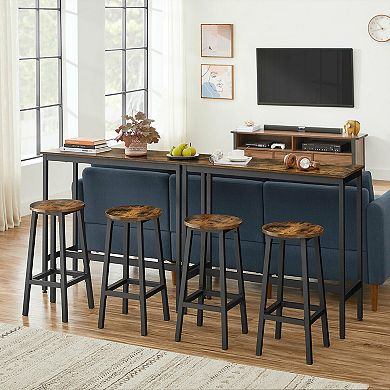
xmin=188 ymin=146 xmax=197 ymax=156
xmin=182 ymin=147 xmax=192 ymax=157
xmin=183 ymin=146 xmax=196 ymax=156
xmin=178 ymin=143 xmax=188 ymax=151
xmin=172 ymin=147 xmax=183 ymax=157
xmin=170 ymin=146 xmax=175 ymax=155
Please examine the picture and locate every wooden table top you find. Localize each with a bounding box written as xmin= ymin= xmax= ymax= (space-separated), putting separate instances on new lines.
xmin=43 ymin=148 xmax=364 ymax=180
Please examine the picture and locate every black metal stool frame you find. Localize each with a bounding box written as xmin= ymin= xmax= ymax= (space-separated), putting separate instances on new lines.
xmin=22 ymin=209 xmax=94 ymax=323
xmin=98 ymin=218 xmax=170 ymax=336
xmin=175 ymin=226 xmax=248 ymax=350
xmin=256 ymin=235 xmax=330 ymax=365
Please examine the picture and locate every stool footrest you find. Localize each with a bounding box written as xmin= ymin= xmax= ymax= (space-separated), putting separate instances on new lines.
xmin=107 ymin=278 xmax=160 ymax=292
xmin=30 ymin=268 xmax=87 ymax=289
xmin=67 ymin=275 xmax=87 ymax=288
xmin=183 ymin=289 xmax=244 ymax=313
xmin=105 ymin=290 xmax=140 ymax=300
xmin=264 ymin=300 xmax=326 ymax=326
xmin=105 ymin=278 xmax=165 ymax=301
xmin=264 ymin=314 xmax=304 ymax=326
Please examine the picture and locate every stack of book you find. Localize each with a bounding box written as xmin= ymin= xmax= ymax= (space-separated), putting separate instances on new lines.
xmin=60 ymin=138 xmax=111 ymax=154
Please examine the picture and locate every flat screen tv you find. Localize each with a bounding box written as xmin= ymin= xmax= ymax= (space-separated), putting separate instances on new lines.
xmin=257 ymin=48 xmax=354 ymax=108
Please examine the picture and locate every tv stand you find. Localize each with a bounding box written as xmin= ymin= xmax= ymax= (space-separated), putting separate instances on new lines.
xmin=232 ymin=128 xmax=367 ymax=166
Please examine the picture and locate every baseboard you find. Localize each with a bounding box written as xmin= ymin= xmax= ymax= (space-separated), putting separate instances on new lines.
xmin=20 ymin=190 xmax=72 ymax=217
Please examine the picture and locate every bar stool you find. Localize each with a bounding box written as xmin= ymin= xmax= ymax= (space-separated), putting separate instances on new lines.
xmin=98 ymin=205 xmax=170 ymax=336
xmin=22 ymin=199 xmax=94 ymax=323
xmin=256 ymin=221 xmax=330 ymax=365
xmin=175 ymin=214 xmax=248 ymax=350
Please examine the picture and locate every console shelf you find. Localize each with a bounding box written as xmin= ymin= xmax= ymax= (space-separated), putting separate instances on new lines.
xmin=232 ymin=129 xmax=367 ymax=166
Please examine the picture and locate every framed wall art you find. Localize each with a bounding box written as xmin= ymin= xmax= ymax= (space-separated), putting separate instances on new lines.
xmin=201 ymin=24 xmax=233 ymax=58
xmin=201 ymin=64 xmax=234 ymax=100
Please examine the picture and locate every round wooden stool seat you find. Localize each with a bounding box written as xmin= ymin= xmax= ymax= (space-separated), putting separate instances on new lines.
xmin=262 ymin=221 xmax=324 ymax=239
xmin=184 ymin=214 xmax=242 ymax=231
xmin=105 ymin=205 xmax=162 ymax=222
xmin=30 ymin=199 xmax=84 ymax=215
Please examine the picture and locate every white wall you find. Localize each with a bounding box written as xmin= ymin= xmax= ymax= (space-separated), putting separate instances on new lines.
xmin=184 ymin=0 xmax=390 ymax=179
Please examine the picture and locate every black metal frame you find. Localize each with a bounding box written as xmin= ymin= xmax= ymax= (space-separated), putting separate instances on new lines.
xmin=41 ymin=151 xmax=363 ymax=339
xmin=19 ymin=0 xmax=63 ymax=161
xmin=105 ymin=0 xmax=149 ymax=126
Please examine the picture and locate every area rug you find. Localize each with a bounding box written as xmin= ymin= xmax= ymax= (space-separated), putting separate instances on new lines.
xmin=0 ymin=323 xmax=367 ymax=390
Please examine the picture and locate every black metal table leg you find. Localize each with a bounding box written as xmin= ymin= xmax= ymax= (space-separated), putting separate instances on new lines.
xmin=175 ymin=228 xmax=193 ymax=342
xmin=49 ymin=215 xmax=56 ymax=303
xmin=197 ymin=231 xmax=207 ymax=326
xmin=256 ymin=235 xmax=272 ymax=356
xmin=219 ymin=231 xmax=228 ymax=350
xmin=72 ymin=162 xmax=79 ymax=271
xmin=154 ymin=218 xmax=170 ymax=321
xmin=339 ymin=181 xmax=346 ymax=339
xmin=42 ymin=155 xmax=49 ymax=293
xmin=205 ymin=173 xmax=212 ymax=295
xmin=301 ymin=239 xmax=313 ymax=365
xmin=357 ymin=172 xmax=363 ymax=321
xmin=98 ymin=220 xmax=113 ymax=329
xmin=234 ymin=228 xmax=248 ymax=334
xmin=137 ymin=221 xmax=148 ymax=336
xmin=59 ymin=214 xmax=69 ymax=323
xmin=122 ymin=222 xmax=130 ymax=314
xmin=77 ymin=210 xmax=94 ymax=309
xmin=175 ymin=165 xmax=182 ymax=310
xmin=314 ymin=237 xmax=330 ymax=348
xmin=275 ymin=239 xmax=285 ymax=340
xmin=22 ymin=212 xmax=38 ymax=316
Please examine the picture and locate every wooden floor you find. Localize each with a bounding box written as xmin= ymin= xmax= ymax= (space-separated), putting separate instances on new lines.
xmin=1 ymin=215 xmax=390 ymax=389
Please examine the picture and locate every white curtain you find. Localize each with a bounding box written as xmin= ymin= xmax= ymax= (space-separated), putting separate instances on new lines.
xmin=0 ymin=0 xmax=21 ymax=231
xmin=149 ymin=0 xmax=186 ymax=150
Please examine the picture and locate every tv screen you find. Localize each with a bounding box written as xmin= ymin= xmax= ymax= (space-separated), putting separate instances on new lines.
xmin=257 ymin=48 xmax=354 ymax=107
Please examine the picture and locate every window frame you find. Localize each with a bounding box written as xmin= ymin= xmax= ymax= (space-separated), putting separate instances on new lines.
xmin=18 ymin=0 xmax=63 ymax=161
xmin=105 ymin=0 xmax=149 ymax=131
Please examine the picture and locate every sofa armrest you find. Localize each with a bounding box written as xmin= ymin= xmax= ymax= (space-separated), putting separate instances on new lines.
xmin=77 ymin=178 xmax=84 ymax=201
xmin=367 ymin=190 xmax=390 ymax=284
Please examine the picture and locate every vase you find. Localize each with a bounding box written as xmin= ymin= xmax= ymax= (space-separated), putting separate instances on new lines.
xmin=124 ymin=139 xmax=147 ymax=156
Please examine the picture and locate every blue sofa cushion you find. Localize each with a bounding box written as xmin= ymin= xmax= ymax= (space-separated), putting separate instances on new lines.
xmin=263 ymin=181 xmax=369 ymax=251
xmin=169 ymin=175 xmax=264 ymax=243
xmin=82 ymin=167 xmax=171 ymax=231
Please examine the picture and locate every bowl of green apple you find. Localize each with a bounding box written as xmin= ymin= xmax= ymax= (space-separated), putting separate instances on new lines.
xmin=167 ymin=143 xmax=199 ymax=160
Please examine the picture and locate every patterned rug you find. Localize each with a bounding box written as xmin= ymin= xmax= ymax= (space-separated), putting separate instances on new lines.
xmin=0 ymin=323 xmax=367 ymax=389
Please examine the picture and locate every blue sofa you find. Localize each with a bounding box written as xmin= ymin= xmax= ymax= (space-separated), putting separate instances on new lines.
xmin=78 ymin=166 xmax=390 ymax=310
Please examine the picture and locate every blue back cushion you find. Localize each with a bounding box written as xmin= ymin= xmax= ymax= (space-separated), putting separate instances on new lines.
xmin=169 ymin=175 xmax=264 ymax=243
xmin=82 ymin=167 xmax=170 ymax=231
xmin=263 ymin=181 xmax=369 ymax=250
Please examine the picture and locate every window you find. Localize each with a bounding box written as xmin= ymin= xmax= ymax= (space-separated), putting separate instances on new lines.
xmin=18 ymin=0 xmax=63 ymax=161
xmin=105 ymin=0 xmax=148 ymax=139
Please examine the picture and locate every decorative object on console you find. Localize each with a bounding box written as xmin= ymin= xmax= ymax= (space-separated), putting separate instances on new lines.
xmin=201 ymin=24 xmax=233 ymax=58
xmin=167 ymin=143 xmax=199 ymax=160
xmin=284 ymin=153 xmax=320 ymax=171
xmin=114 ymin=111 xmax=160 ymax=157
xmin=201 ymin=64 xmax=234 ymax=100
xmin=61 ymin=138 xmax=111 ymax=154
xmin=344 ymin=120 xmax=361 ymax=136
xmin=368 ymin=15 xmax=390 ymax=42
xmin=235 ymin=121 xmax=263 ymax=132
